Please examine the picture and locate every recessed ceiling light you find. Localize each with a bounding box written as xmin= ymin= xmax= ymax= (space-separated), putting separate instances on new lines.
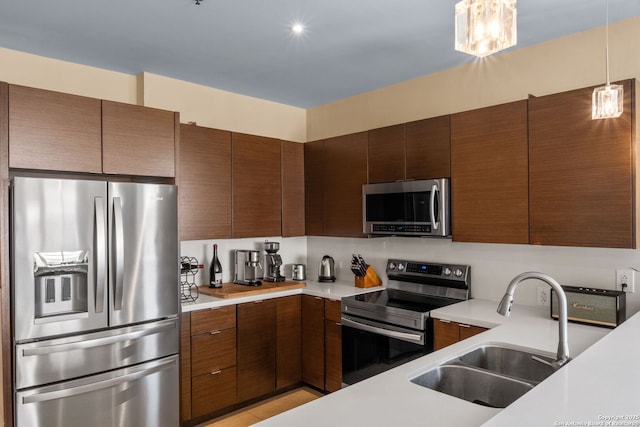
xmin=291 ymin=23 xmax=305 ymax=35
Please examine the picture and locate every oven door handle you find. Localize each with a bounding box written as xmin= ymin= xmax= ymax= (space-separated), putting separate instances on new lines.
xmin=341 ymin=317 xmax=424 ymax=344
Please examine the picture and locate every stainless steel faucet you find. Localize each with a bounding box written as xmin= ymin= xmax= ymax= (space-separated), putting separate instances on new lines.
xmin=497 ymin=272 xmax=571 ymax=367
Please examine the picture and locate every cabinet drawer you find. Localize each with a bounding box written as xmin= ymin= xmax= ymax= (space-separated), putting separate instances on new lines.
xmin=191 ymin=366 xmax=237 ymax=418
xmin=324 ymin=299 xmax=341 ymax=323
xmin=191 ymin=328 xmax=237 ymax=376
xmin=191 ymin=306 xmax=236 ymax=335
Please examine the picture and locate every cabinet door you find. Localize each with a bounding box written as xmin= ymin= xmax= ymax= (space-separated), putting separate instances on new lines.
xmin=529 ymin=80 xmax=635 ymax=248
xmin=323 ymin=132 xmax=368 ymax=237
xmin=191 ymin=367 xmax=237 ymax=418
xmin=179 ymin=124 xmax=232 ymax=240
xmin=433 ymin=319 xmax=459 ymax=351
xmin=180 ymin=313 xmax=191 ymax=423
xmin=302 ymin=295 xmax=325 ymax=389
xmin=232 ymin=133 xmax=282 ymax=238
xmin=191 ymin=328 xmax=237 ymax=376
xmin=237 ymin=300 xmax=276 ymax=402
xmin=324 ymin=298 xmax=342 ymax=392
xmin=368 ymin=124 xmax=405 ymax=183
xmin=102 ymin=100 xmax=176 ymax=177
xmin=281 ymin=141 xmax=305 ymax=237
xmin=9 ymin=85 xmax=102 ymax=173
xmin=451 ymin=100 xmax=529 ymax=244
xmin=459 ymin=324 xmax=487 ymax=341
xmin=191 ymin=306 xmax=236 ymax=335
xmin=304 ymin=140 xmax=325 ymax=236
xmin=276 ymin=295 xmax=302 ymax=390
xmin=405 ymin=115 xmax=451 ymax=180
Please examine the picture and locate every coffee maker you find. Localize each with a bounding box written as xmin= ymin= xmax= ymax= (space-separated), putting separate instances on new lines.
xmin=263 ymin=241 xmax=285 ymax=282
xmin=233 ymin=250 xmax=263 ymax=286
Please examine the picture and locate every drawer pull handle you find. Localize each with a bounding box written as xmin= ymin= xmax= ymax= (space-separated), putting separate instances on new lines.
xmin=209 ymin=307 xmax=220 ymax=311
xmin=459 ymin=324 xmax=471 ymax=328
xmin=438 ymin=319 xmax=451 ymax=324
xmin=314 ymin=297 xmax=322 ymax=300
xmin=254 ymin=300 xmax=264 ymax=304
xmin=336 ymin=322 xmax=341 ymax=326
xmin=210 ymin=370 xmax=221 ymax=375
xmin=210 ymin=330 xmax=221 ymax=335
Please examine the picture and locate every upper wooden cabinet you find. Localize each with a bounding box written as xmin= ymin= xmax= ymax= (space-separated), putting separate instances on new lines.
xmin=324 ymin=132 xmax=368 ymax=237
xmin=178 ymin=124 xmax=232 ymax=240
xmin=232 ymin=133 xmax=282 ymax=238
xmin=281 ymin=141 xmax=305 ymax=237
xmin=529 ymin=80 xmax=636 ymax=248
xmin=368 ymin=124 xmax=405 ymax=183
xmin=405 ymin=115 xmax=451 ymax=180
xmin=451 ymin=100 xmax=529 ymax=244
xmin=102 ymin=100 xmax=177 ymax=177
xmin=367 ymin=117 xmax=451 ymax=183
xmin=304 ymin=140 xmax=325 ymax=236
xmin=8 ymin=85 xmax=102 ymax=173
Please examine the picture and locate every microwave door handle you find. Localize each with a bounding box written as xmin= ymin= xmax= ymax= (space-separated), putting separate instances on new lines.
xmin=21 ymin=357 xmax=176 ymax=404
xmin=430 ymin=184 xmax=440 ymax=231
xmin=112 ymin=197 xmax=124 ymax=311
xmin=94 ymin=197 xmax=106 ymax=313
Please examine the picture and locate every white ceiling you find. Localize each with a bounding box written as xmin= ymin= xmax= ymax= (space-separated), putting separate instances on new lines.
xmin=1 ymin=0 xmax=639 ymax=108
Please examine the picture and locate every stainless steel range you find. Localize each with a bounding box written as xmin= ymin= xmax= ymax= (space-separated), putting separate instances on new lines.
xmin=341 ymin=258 xmax=470 ymax=385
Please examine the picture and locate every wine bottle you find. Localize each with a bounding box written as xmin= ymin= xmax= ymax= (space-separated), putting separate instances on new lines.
xmin=209 ymin=244 xmax=223 ymax=288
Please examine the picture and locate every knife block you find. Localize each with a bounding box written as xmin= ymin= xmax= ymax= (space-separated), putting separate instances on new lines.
xmin=355 ymin=266 xmax=382 ymax=288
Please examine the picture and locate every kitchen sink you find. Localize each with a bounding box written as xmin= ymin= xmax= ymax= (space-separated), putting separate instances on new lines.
xmin=410 ymin=343 xmax=559 ymax=408
xmin=411 ymin=365 xmax=534 ymax=408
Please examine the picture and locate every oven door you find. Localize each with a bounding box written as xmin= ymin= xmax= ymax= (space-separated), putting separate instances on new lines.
xmin=341 ymin=314 xmax=433 ymax=386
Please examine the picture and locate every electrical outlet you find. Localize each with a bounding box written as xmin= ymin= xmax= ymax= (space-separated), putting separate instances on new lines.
xmin=536 ymin=285 xmax=550 ymax=306
xmin=616 ymin=269 xmax=635 ymax=293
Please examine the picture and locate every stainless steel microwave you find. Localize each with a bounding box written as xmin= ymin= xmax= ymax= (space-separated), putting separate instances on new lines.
xmin=362 ymin=178 xmax=450 ymax=237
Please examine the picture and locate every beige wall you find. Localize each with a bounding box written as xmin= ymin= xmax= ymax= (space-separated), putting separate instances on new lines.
xmin=307 ymin=16 xmax=640 ymax=141
xmin=0 ymin=49 xmax=306 ymax=142
xmin=139 ymin=72 xmax=306 ymax=142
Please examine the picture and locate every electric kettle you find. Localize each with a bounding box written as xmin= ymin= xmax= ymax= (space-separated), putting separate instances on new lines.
xmin=318 ymin=255 xmax=336 ymax=282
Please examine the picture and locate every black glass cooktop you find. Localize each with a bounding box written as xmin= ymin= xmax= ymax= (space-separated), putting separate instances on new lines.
xmin=350 ymin=288 xmax=460 ymax=314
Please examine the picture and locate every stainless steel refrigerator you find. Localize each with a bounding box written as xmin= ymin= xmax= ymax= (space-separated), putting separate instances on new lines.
xmin=11 ymin=177 xmax=179 ymax=427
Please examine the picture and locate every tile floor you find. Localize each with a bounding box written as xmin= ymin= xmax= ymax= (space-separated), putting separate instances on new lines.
xmin=198 ymin=387 xmax=324 ymax=427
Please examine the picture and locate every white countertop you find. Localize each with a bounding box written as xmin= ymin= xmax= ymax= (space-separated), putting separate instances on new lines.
xmin=255 ymin=299 xmax=618 ymax=427
xmin=181 ymin=280 xmax=382 ymax=313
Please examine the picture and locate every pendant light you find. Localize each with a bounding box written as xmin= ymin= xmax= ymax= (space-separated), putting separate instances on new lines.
xmin=454 ymin=0 xmax=517 ymax=58
xmin=592 ymin=0 xmax=623 ymax=120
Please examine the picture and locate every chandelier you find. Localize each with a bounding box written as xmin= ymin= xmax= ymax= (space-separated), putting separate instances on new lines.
xmin=455 ymin=0 xmax=517 ymax=58
xmin=592 ymin=0 xmax=623 ymax=120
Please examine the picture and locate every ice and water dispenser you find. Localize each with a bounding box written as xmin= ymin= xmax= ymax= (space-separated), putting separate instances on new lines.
xmin=33 ymin=251 xmax=89 ymax=319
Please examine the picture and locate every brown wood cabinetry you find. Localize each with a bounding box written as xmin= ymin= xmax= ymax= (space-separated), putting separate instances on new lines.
xmin=323 ymin=132 xmax=368 ymax=237
xmin=178 ymin=124 xmax=232 ymax=240
xmin=368 ymin=124 xmax=405 ymax=183
xmin=451 ymin=100 xmax=529 ymax=244
xmin=281 ymin=141 xmax=305 ymax=237
xmin=433 ymin=319 xmax=487 ymax=351
xmin=232 ymin=133 xmax=282 ymax=238
xmin=237 ymin=300 xmax=277 ymax=402
xmin=304 ymin=140 xmax=325 ymax=236
xmin=405 ymin=115 xmax=451 ymax=180
xmin=529 ymin=80 xmax=636 ymax=249
xmin=302 ymin=295 xmax=325 ymax=389
xmin=180 ymin=313 xmax=191 ymax=423
xmin=324 ymin=299 xmax=342 ymax=392
xmin=189 ymin=306 xmax=238 ymax=419
xmin=8 ymin=85 xmax=102 ymax=173
xmin=102 ymin=100 xmax=177 ymax=177
xmin=276 ymin=295 xmax=302 ymax=389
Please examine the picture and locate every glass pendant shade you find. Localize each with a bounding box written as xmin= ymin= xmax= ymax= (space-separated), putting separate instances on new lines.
xmin=592 ymin=84 xmax=623 ymax=119
xmin=455 ymin=0 xmax=517 ymax=58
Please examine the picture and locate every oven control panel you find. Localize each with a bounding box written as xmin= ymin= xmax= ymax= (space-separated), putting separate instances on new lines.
xmin=386 ymin=259 xmax=470 ymax=283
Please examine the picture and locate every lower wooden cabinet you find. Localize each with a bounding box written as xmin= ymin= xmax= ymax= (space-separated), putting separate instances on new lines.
xmin=276 ymin=295 xmax=302 ymax=389
xmin=302 ymin=295 xmax=343 ymax=392
xmin=433 ymin=319 xmax=487 ymax=350
xmin=237 ymin=300 xmax=277 ymax=402
xmin=192 ymin=367 xmax=237 ymax=418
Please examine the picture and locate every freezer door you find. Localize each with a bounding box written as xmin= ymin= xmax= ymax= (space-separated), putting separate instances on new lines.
xmin=16 ymin=355 xmax=179 ymax=427
xmin=15 ymin=318 xmax=178 ymax=389
xmin=12 ymin=177 xmax=108 ymax=342
xmin=108 ymin=182 xmax=179 ymax=326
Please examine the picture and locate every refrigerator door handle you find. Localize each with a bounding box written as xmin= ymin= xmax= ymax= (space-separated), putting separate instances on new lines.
xmin=95 ymin=197 xmax=106 ymax=313
xmin=113 ymin=197 xmax=124 ymax=311
xmin=21 ymin=357 xmax=176 ymax=404
xmin=21 ymin=319 xmax=176 ymax=357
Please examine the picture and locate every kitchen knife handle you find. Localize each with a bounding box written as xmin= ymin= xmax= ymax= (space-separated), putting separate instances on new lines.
xmin=430 ymin=183 xmax=440 ymax=231
xmin=113 ymin=197 xmax=124 ymax=311
xmin=95 ymin=197 xmax=106 ymax=314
